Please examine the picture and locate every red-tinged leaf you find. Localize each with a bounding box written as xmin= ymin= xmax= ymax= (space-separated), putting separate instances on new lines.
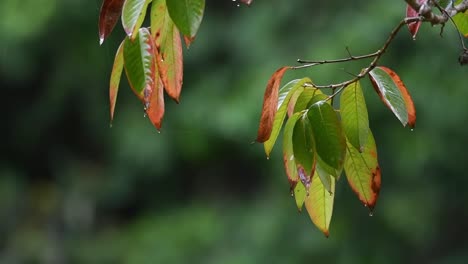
xmin=123 ymin=28 xmax=158 ymax=108
xmin=109 ymin=40 xmax=125 ymax=124
xmin=406 ymin=0 xmax=425 ymax=39
xmin=184 ymin=35 xmax=195 ymax=48
xmin=146 ymin=78 xmax=165 ymax=130
xmin=305 ymin=173 xmax=335 ymax=237
xmin=256 ymin=66 xmax=290 ymax=142
xmin=293 ymin=115 xmax=316 ymax=191
xmin=344 ymin=130 xmax=381 ymax=211
xmin=151 ymin=0 xmax=184 ymax=102
xmin=369 ymin=66 xmax=416 ymax=128
xmin=122 ymin=0 xmax=151 ymax=38
xmin=99 ymin=0 xmax=125 ymax=45
xmin=283 ymin=112 xmax=302 ymax=190
xmin=264 ymin=78 xmax=309 ymax=157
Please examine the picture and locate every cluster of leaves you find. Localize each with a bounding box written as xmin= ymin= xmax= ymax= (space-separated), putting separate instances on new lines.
xmin=99 ymin=0 xmax=207 ymax=129
xmin=256 ymin=65 xmax=416 ymax=236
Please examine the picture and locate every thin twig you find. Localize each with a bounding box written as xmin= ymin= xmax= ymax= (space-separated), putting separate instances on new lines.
xmin=435 ymin=1 xmax=467 ymax=50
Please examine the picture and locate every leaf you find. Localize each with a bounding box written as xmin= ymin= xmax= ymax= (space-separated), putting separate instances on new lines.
xmin=406 ymin=0 xmax=425 ymax=39
xmin=122 ymin=0 xmax=151 ymax=38
xmin=109 ymin=40 xmax=125 ymax=124
xmin=305 ymin=173 xmax=335 ymax=237
xmin=293 ymin=115 xmax=316 ymax=191
xmin=256 ymin=66 xmax=290 ymax=142
xmin=263 ymin=78 xmax=309 ymax=157
xmin=293 ymin=182 xmax=307 ymax=212
xmin=166 ymin=0 xmax=205 ymax=38
xmin=369 ymin=66 xmax=416 ymax=128
xmin=123 ymin=28 xmax=158 ymax=108
xmin=151 ymin=0 xmax=184 ymax=102
xmin=283 ymin=112 xmax=302 ymax=190
xmin=239 ymin=0 xmax=253 ymax=6
xmin=290 ymin=88 xmax=326 ymax=116
xmin=307 ymin=97 xmax=346 ymax=170
xmin=315 ymin=156 xmax=334 ymax=193
xmin=146 ymin=78 xmax=165 ymax=130
xmin=453 ymin=9 xmax=468 ymax=38
xmin=340 ymin=81 xmax=369 ymax=152
xmin=98 ymin=0 xmax=126 ymax=44
xmin=344 ymin=130 xmax=381 ymax=211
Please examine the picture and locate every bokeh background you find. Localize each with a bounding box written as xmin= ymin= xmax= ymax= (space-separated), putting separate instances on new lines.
xmin=1 ymin=0 xmax=468 ymax=263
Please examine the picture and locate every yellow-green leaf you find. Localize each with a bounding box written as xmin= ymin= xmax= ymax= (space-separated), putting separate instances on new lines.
xmin=305 ymin=173 xmax=335 ymax=237
xmin=109 ymin=40 xmax=125 ymax=124
xmin=283 ymin=112 xmax=302 ymax=190
xmin=122 ymin=0 xmax=151 ymax=38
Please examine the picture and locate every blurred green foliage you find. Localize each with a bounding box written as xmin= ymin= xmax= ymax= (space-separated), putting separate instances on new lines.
xmin=1 ymin=0 xmax=468 ymax=263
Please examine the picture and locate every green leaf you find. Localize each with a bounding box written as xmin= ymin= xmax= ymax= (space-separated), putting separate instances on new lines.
xmin=283 ymin=112 xmax=302 ymax=190
xmin=315 ymin=156 xmax=334 ymax=193
xmin=166 ymin=0 xmax=205 ymax=38
xmin=291 ymin=88 xmax=325 ymax=114
xmin=305 ymin=173 xmax=335 ymax=237
xmin=123 ymin=28 xmax=157 ymax=107
xmin=369 ymin=66 xmax=416 ymax=127
xmin=453 ymin=10 xmax=468 ymax=38
xmin=340 ymin=81 xmax=369 ymax=152
xmin=307 ymin=97 xmax=346 ymax=170
xmin=344 ymin=130 xmax=381 ymax=211
xmin=264 ymin=78 xmax=309 ymax=157
xmin=293 ymin=114 xmax=316 ymax=190
xmin=293 ymin=182 xmax=307 ymax=212
xmin=151 ymin=0 xmax=184 ymax=102
xmin=109 ymin=40 xmax=125 ymax=124
xmin=122 ymin=0 xmax=151 ymax=38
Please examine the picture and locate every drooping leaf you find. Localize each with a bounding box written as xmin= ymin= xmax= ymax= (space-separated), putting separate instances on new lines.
xmin=406 ymin=0 xmax=425 ymax=39
xmin=123 ymin=28 xmax=158 ymax=107
xmin=293 ymin=115 xmax=316 ymax=191
xmin=98 ymin=0 xmax=126 ymax=44
xmin=122 ymin=0 xmax=151 ymax=38
xmin=340 ymin=81 xmax=369 ymax=152
xmin=315 ymin=156 xmax=334 ymax=193
xmin=344 ymin=130 xmax=381 ymax=211
xmin=109 ymin=40 xmax=125 ymax=124
xmin=305 ymin=173 xmax=335 ymax=237
xmin=307 ymin=97 xmax=346 ymax=170
xmin=453 ymin=9 xmax=468 ymax=38
xmin=293 ymin=182 xmax=307 ymax=212
xmin=283 ymin=112 xmax=303 ymax=190
xmin=290 ymin=88 xmax=327 ymax=116
xmin=256 ymin=66 xmax=290 ymax=142
xmin=166 ymin=0 xmax=205 ymax=38
xmin=264 ymin=78 xmax=310 ymax=157
xmin=146 ymin=78 xmax=165 ymax=130
xmin=151 ymin=0 xmax=184 ymax=102
xmin=369 ymin=66 xmax=416 ymax=128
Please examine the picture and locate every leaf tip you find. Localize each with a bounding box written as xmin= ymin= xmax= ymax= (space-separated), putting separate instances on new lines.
xmin=323 ymin=230 xmax=330 ymax=238
xmin=99 ymin=37 xmax=105 ymax=45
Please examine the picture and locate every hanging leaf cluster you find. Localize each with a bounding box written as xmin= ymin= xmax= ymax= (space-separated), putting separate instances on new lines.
xmin=99 ymin=0 xmax=206 ymax=129
xmin=256 ymin=65 xmax=416 ymax=236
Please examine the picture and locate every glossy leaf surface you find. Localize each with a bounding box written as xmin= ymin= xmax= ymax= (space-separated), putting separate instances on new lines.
xmin=122 ymin=0 xmax=151 ymax=37
xmin=123 ymin=28 xmax=157 ymax=106
xmin=369 ymin=66 xmax=416 ymax=128
xmin=256 ymin=66 xmax=290 ymax=142
xmin=264 ymin=78 xmax=309 ymax=157
xmin=307 ymin=97 xmax=346 ymax=170
xmin=109 ymin=40 xmax=125 ymax=123
xmin=293 ymin=115 xmax=316 ymax=190
xmin=166 ymin=0 xmax=205 ymax=38
xmin=340 ymin=81 xmax=369 ymax=152
xmin=282 ymin=112 xmax=302 ymax=190
xmin=305 ymin=173 xmax=335 ymax=237
xmin=99 ymin=0 xmax=125 ymax=44
xmin=151 ymin=0 xmax=184 ymax=102
xmin=344 ymin=130 xmax=381 ymax=211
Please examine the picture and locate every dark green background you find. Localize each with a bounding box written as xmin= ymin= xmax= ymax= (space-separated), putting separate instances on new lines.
xmin=1 ymin=0 xmax=467 ymax=263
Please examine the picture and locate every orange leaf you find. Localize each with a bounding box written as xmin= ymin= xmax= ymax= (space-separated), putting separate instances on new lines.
xmin=159 ymin=26 xmax=184 ymax=102
xmin=146 ymin=78 xmax=165 ymax=130
xmin=256 ymin=66 xmax=290 ymax=142
xmin=379 ymin=67 xmax=416 ymax=128
xmin=98 ymin=0 xmax=125 ymax=45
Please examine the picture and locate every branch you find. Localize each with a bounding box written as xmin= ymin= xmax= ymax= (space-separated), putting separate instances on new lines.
xmin=404 ymin=0 xmax=468 ymax=25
